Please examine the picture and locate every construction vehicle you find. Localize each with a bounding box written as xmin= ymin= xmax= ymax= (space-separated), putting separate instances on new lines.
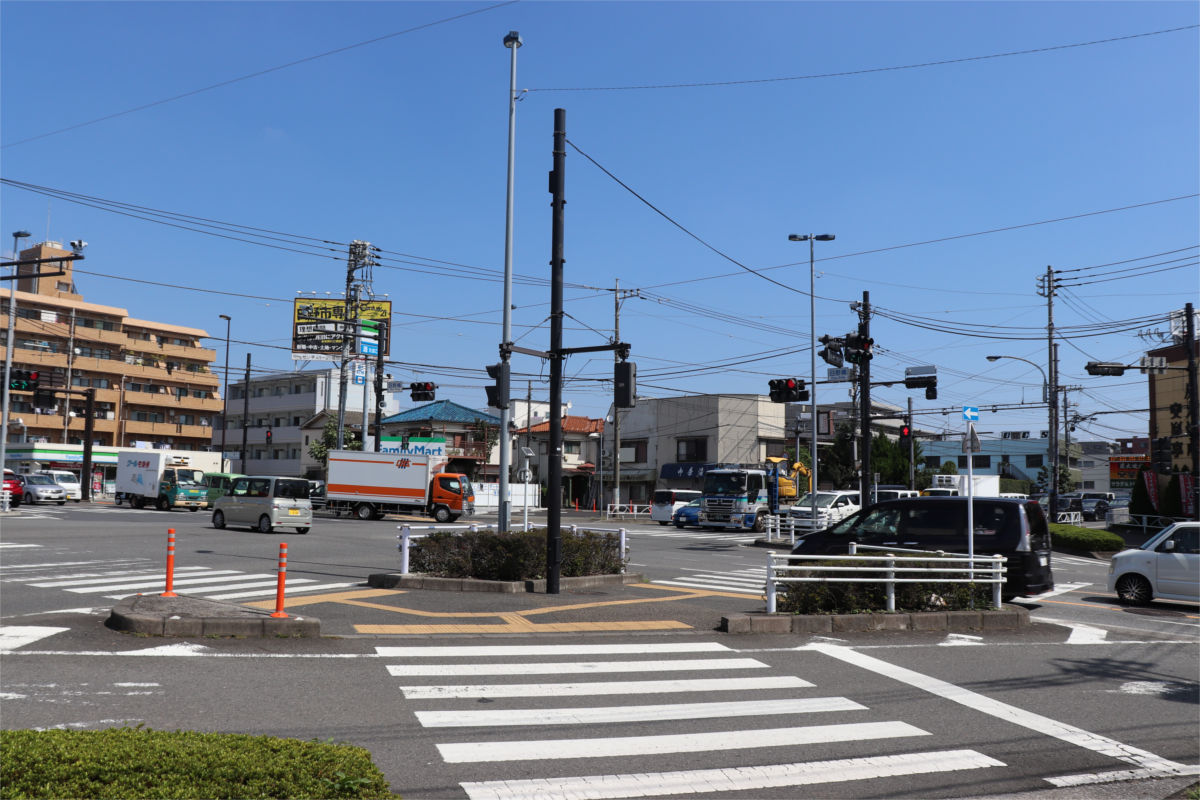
xmin=698 ymin=461 xmax=806 ymax=533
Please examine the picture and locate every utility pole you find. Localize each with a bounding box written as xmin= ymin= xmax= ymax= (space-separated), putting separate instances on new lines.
xmin=907 ymin=396 xmax=915 ymax=490
xmin=857 ymin=291 xmax=872 ymax=503
xmin=240 ymin=353 xmax=250 ymax=473
xmin=547 ymin=108 xmax=566 ymax=594
xmin=1038 ymin=267 xmax=1061 ymax=518
xmin=1186 ymin=302 xmax=1199 ymax=519
xmin=609 ymin=279 xmax=639 ymax=512
xmin=337 ymin=241 xmax=370 ymax=450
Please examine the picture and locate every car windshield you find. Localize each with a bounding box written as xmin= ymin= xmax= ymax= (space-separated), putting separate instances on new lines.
xmin=25 ymin=475 xmax=54 ymax=485
xmin=176 ymin=469 xmax=205 ymax=486
xmin=274 ymin=479 xmax=310 ymax=499
xmin=794 ymin=493 xmax=838 ymax=508
xmin=703 ymin=473 xmax=745 ymax=495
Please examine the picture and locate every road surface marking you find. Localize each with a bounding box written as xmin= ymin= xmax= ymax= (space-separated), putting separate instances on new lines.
xmin=244 ymin=588 xmax=403 ymax=608
xmin=1046 ymin=764 xmax=1200 ymax=787
xmin=438 ymin=720 xmax=929 ymax=763
xmin=459 ymin=749 xmax=1004 ymax=800
xmin=358 ymin=620 xmax=693 ymax=634
xmin=1019 ymin=582 xmax=1090 ymax=600
xmin=387 ymin=657 xmax=767 ymax=676
xmin=417 ymin=696 xmax=865 ymax=727
xmin=1065 ymin=623 xmax=1109 ymax=644
xmin=0 ymin=626 xmax=68 ymax=651
xmin=400 ymin=676 xmax=812 ymax=700
xmin=809 ymin=643 xmax=1189 ymax=775
xmin=377 ymin=642 xmax=730 ymax=657
xmin=939 ymin=634 xmax=984 ymax=646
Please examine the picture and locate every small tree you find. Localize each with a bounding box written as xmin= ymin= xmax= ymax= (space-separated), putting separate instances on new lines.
xmin=939 ymin=461 xmax=959 ymax=475
xmin=307 ymin=419 xmax=361 ymax=474
xmin=1036 ymin=463 xmax=1074 ymax=494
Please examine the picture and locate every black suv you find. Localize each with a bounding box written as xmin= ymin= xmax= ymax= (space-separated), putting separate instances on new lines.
xmin=789 ymin=496 xmax=1054 ymax=599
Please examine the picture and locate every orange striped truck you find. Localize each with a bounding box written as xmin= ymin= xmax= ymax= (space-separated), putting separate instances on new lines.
xmin=325 ymin=447 xmax=474 ymax=522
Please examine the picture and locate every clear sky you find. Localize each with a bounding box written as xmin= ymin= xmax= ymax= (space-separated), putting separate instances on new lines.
xmin=2 ymin=1 xmax=1197 ymax=443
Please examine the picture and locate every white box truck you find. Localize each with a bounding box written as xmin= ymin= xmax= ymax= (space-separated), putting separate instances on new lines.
xmin=923 ymin=473 xmax=1002 ymax=497
xmin=326 ymin=446 xmax=474 ymax=522
xmin=115 ymin=451 xmax=217 ymax=511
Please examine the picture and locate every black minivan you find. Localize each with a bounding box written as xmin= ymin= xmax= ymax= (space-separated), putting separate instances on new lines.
xmin=789 ymin=496 xmax=1054 ymax=599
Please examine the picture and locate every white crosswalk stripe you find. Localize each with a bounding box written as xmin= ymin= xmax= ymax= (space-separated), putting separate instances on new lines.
xmin=629 ymin=528 xmax=757 ymax=543
xmin=4 ymin=563 xmax=357 ymax=601
xmin=378 ymin=641 xmax=1007 ymax=798
xmin=651 ymin=566 xmax=767 ymax=595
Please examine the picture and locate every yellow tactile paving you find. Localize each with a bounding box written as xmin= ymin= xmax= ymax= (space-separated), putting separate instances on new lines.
xmin=355 ymin=620 xmax=694 ymax=634
xmin=243 ymin=587 xmax=405 ymax=610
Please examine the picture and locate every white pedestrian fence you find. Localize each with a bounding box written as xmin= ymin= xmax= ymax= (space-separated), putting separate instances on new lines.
xmin=0 ymin=489 xmax=11 ymax=512
xmin=764 ymin=546 xmax=1007 ymax=614
xmin=397 ymin=523 xmax=628 ymax=576
xmin=1055 ymin=511 xmax=1083 ymax=525
xmin=764 ymin=514 xmax=801 ymax=544
xmin=605 ymin=503 xmax=651 ymax=520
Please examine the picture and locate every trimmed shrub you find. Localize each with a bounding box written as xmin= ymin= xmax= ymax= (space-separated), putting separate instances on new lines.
xmin=410 ymin=528 xmax=625 ymax=580
xmin=775 ymin=559 xmax=993 ymax=614
xmin=0 ymin=727 xmax=397 ymax=800
xmin=1049 ymin=523 xmax=1126 ymax=553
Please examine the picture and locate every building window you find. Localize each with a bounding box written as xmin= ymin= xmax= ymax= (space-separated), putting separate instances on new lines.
xmin=925 ymin=456 xmax=941 ymax=469
xmin=676 ymin=437 xmax=708 ymax=463
xmin=1082 ymin=480 xmax=1095 ymax=489
xmin=973 ymin=455 xmax=990 ymax=469
xmin=292 ymin=416 xmax=302 ymax=426
xmin=622 ymin=439 xmax=648 ymax=463
xmin=1026 ymin=454 xmax=1044 ymax=469
xmin=564 ymin=442 xmax=581 ymax=455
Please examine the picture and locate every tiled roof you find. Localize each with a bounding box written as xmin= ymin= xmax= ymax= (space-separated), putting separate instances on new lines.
xmin=382 ymin=400 xmax=501 ymax=425
xmin=517 ymin=415 xmax=604 ymax=435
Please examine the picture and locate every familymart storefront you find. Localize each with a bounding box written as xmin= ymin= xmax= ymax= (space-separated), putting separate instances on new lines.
xmin=4 ymin=444 xmax=123 ymax=496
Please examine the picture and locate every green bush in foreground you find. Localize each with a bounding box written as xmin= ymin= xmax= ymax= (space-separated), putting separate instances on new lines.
xmin=0 ymin=727 xmax=398 ymax=800
xmin=1049 ymin=523 xmax=1126 ymax=553
xmin=411 ymin=528 xmax=625 ymax=580
xmin=776 ymin=559 xmax=994 ymax=614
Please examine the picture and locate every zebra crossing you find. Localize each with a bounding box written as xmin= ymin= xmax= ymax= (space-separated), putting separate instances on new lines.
xmin=376 ymin=641 xmax=1006 ymax=799
xmin=1 ymin=556 xmax=359 ymax=602
xmin=632 ymin=527 xmax=758 ymax=544
xmin=650 ymin=565 xmax=767 ymax=596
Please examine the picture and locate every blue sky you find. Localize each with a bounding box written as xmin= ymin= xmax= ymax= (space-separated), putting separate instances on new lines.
xmin=2 ymin=1 xmax=1197 ymax=443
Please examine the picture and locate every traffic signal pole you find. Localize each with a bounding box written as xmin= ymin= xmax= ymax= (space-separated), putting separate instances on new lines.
xmin=547 ymin=108 xmax=566 ymax=594
xmin=858 ymin=291 xmax=872 ymax=504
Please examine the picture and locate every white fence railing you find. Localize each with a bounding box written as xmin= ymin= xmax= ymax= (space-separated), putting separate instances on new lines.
xmin=1055 ymin=511 xmax=1083 ymax=525
xmin=605 ymin=503 xmax=651 ymax=520
xmin=397 ymin=523 xmax=628 ymax=576
xmin=765 ymin=546 xmax=1007 ymax=613
xmin=0 ymin=489 xmax=11 ymax=513
xmin=1121 ymin=513 xmax=1189 ymax=537
xmin=764 ymin=514 xmax=806 ymax=544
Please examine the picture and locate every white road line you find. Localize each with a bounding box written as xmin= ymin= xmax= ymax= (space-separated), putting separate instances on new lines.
xmin=1052 ymin=554 xmax=1106 ymax=567
xmin=102 ymin=579 xmax=293 ymax=599
xmin=460 ymin=749 xmax=1004 ymax=800
xmin=651 ymin=579 xmax=762 ymax=594
xmin=1047 ymin=764 xmax=1200 ymax=787
xmin=1018 ymin=582 xmax=1090 ymax=601
xmin=809 ymin=644 xmax=1189 ymax=775
xmin=939 ymin=634 xmax=984 ymax=647
xmin=377 ymin=643 xmax=732 ymax=657
xmin=439 ymin=720 xmax=929 ymax=763
xmin=417 ymin=696 xmax=865 ymax=727
xmin=32 ymin=569 xmax=238 ymax=588
xmin=401 ymin=676 xmax=813 ymax=700
xmin=0 ymin=626 xmax=69 ymax=652
xmin=387 ymin=658 xmax=767 ymax=677
xmin=66 ymin=573 xmax=270 ymax=593
xmin=0 ymin=559 xmax=151 ymax=571
xmin=0 ymin=543 xmax=42 ymax=549
xmin=1065 ymin=624 xmax=1109 ymax=644
xmin=10 ymin=566 xmax=208 ymax=583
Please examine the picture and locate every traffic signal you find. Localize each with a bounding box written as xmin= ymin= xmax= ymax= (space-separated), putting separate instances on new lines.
xmin=265 ymin=428 xmax=273 ymax=445
xmin=485 ymin=362 xmax=509 ymax=409
xmin=768 ymin=378 xmax=808 ymax=403
xmin=615 ymin=360 xmax=637 ymax=408
xmin=817 ymin=335 xmax=844 ymax=368
xmin=899 ymin=423 xmax=912 ymax=451
xmin=844 ymin=334 xmax=873 ymax=364
xmin=8 ymin=369 xmax=39 ymax=392
xmin=1085 ymin=362 xmax=1126 ymax=376
xmin=410 ymin=381 xmax=437 ymax=402
xmin=1151 ymin=437 xmax=1172 ymax=471
xmin=925 ymin=385 xmax=937 ymax=400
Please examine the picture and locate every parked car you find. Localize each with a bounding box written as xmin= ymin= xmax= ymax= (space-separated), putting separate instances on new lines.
xmin=789 ymin=496 xmax=1054 ymax=599
xmin=1079 ymin=497 xmax=1110 ymax=521
xmin=1108 ymin=521 xmax=1199 ymax=604
xmin=651 ymin=489 xmax=702 ymax=526
xmin=672 ymin=499 xmax=701 ymax=529
xmin=35 ymin=470 xmax=82 ymax=501
xmin=211 ymin=476 xmax=312 ymax=534
xmin=788 ymin=490 xmax=861 ymax=531
xmin=20 ymin=474 xmax=67 ymax=505
xmin=3 ymin=469 xmax=24 ymax=507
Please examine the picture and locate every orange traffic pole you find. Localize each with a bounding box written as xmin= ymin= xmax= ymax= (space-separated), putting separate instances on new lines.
xmin=160 ymin=529 xmax=178 ymax=597
xmin=270 ymin=542 xmax=289 ymax=618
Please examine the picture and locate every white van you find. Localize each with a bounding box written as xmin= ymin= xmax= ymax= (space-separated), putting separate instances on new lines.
xmin=36 ymin=470 xmax=82 ymax=501
xmin=650 ymin=489 xmax=702 ymax=526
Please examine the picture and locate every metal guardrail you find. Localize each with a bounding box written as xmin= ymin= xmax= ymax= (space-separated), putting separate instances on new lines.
xmin=764 ymin=514 xmax=802 ymax=544
xmin=765 ymin=546 xmax=1007 ymax=613
xmin=1055 ymin=511 xmax=1083 ymax=525
xmin=605 ymin=503 xmax=651 ymax=520
xmin=1121 ymin=513 xmax=1190 ymax=537
xmin=396 ymin=522 xmax=629 ymax=576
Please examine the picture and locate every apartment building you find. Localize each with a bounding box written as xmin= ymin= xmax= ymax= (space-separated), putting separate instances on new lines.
xmin=2 ymin=241 xmax=220 ymax=451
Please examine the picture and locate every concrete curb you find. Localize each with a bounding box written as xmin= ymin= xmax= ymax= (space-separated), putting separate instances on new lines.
xmin=367 ymin=572 xmax=647 ymax=593
xmin=720 ymin=605 xmax=1030 ymax=634
xmin=107 ymin=594 xmax=320 ymax=638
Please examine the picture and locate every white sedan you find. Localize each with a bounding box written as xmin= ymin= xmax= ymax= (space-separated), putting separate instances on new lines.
xmin=1108 ymin=521 xmax=1199 ymax=604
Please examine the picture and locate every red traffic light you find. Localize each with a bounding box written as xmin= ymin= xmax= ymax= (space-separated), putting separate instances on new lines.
xmin=900 ymin=425 xmax=910 ymax=437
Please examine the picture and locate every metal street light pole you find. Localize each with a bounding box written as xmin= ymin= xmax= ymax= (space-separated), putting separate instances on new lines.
xmin=498 ymin=29 xmax=522 ymax=533
xmin=219 ymin=314 xmax=231 ymax=467
xmin=1 ymin=229 xmax=32 ymax=476
xmin=789 ymin=233 xmax=835 ymax=526
xmin=986 ymin=353 xmax=1051 ymax=502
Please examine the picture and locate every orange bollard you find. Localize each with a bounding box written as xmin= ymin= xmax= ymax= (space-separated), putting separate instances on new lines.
xmin=575 ymin=499 xmax=579 ymax=511
xmin=270 ymin=542 xmax=289 ymax=618
xmin=160 ymin=529 xmax=178 ymax=597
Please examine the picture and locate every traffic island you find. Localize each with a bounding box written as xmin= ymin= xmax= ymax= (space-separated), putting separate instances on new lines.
xmin=107 ymin=594 xmax=320 ymax=638
xmin=720 ymin=605 xmax=1029 ymax=634
xmin=367 ymin=572 xmax=646 ymax=593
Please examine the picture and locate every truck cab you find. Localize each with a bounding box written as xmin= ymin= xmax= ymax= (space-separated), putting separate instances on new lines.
xmin=430 ymin=473 xmax=474 ymax=523
xmin=699 ymin=467 xmax=770 ymax=532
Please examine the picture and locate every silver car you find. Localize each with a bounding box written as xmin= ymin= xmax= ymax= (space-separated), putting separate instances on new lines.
xmin=211 ymin=475 xmax=312 ymax=534
xmin=21 ymin=474 xmax=67 ymax=505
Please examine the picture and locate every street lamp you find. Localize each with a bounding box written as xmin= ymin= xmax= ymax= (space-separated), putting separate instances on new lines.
xmin=986 ymin=354 xmax=1056 ymax=516
xmin=789 ymin=233 xmax=835 ymax=525
xmin=1 ymin=230 xmax=33 ymax=472
xmin=219 ymin=314 xmax=231 ymax=465
xmin=497 ymin=29 xmax=523 ymax=534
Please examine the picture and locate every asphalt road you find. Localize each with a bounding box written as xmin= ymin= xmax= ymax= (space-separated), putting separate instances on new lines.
xmin=2 ymin=503 xmax=1197 ymax=799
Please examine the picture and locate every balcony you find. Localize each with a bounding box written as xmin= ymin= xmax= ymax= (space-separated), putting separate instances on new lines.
xmin=446 ymin=442 xmax=488 ymax=460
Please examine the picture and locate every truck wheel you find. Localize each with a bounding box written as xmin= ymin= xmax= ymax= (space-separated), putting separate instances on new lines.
xmin=355 ymin=503 xmax=374 ymax=521
xmin=433 ymin=505 xmax=452 ymax=523
xmin=752 ymin=512 xmax=766 ymax=533
xmin=212 ymin=510 xmax=226 ymax=529
xmin=132 ymin=496 xmax=144 ymax=510
xmin=188 ymin=507 xmax=198 ymax=512
xmin=156 ymin=496 xmax=170 ymax=511
xmin=257 ymin=515 xmax=273 ymax=533
xmin=658 ymin=521 xmax=669 ymax=526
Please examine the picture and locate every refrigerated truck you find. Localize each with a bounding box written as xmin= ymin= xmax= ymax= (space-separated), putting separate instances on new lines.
xmin=325 ymin=447 xmax=474 ymax=522
xmin=115 ymin=451 xmax=219 ymax=511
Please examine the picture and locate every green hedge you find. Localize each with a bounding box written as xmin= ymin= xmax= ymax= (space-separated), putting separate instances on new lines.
xmin=776 ymin=559 xmax=993 ymax=614
xmin=1049 ymin=523 xmax=1126 ymax=552
xmin=410 ymin=528 xmax=625 ymax=580
xmin=0 ymin=727 xmax=397 ymax=800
